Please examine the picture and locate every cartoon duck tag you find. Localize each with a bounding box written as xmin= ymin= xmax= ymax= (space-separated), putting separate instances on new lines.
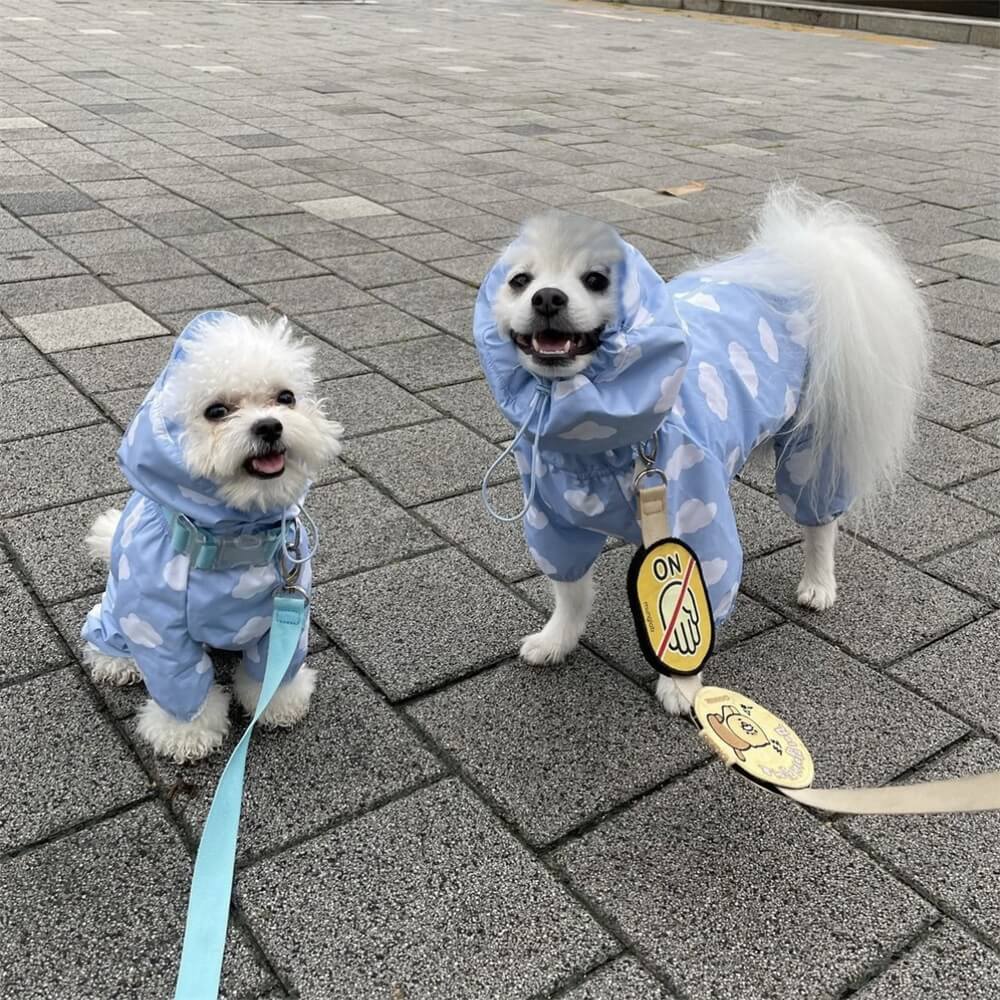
xmin=627 ymin=538 xmax=714 ymax=676
xmin=694 ymin=686 xmax=815 ymax=790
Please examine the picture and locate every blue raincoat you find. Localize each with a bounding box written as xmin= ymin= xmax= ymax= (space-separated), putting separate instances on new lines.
xmin=82 ymin=311 xmax=310 ymax=722
xmin=475 ymin=241 xmax=851 ymax=625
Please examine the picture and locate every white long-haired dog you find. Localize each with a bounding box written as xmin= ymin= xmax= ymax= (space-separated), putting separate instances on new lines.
xmin=474 ymin=186 xmax=930 ymax=713
xmin=82 ymin=312 xmax=343 ymax=761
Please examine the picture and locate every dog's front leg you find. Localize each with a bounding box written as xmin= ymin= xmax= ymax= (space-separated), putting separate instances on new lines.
xmin=520 ymin=569 xmax=594 ymax=665
xmin=797 ymin=520 xmax=837 ymax=610
xmin=655 ymin=673 xmax=702 ymax=717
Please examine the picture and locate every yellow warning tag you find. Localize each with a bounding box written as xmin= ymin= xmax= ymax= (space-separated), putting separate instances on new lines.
xmin=694 ymin=687 xmax=815 ymax=790
xmin=627 ymin=538 xmax=714 ymax=676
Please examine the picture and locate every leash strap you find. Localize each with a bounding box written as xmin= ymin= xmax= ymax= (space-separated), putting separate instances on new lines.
xmin=173 ymin=593 xmax=306 ymax=1000
xmin=633 ymin=437 xmax=669 ymax=548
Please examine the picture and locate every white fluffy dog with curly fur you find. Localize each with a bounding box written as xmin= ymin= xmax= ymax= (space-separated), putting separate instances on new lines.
xmin=82 ymin=311 xmax=343 ymax=762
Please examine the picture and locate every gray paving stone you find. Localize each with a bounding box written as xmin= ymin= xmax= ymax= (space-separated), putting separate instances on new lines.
xmin=321 ymin=371 xmax=437 ymax=437
xmin=846 ymin=476 xmax=1000 ymax=561
xmin=0 ymin=802 xmax=270 ymax=998
xmin=952 ymin=468 xmax=1000 ymax=515
xmin=141 ymin=648 xmax=442 ymax=862
xmin=273 ymin=226 xmax=382 ymax=259
xmin=297 ymin=335 xmax=367 ymax=380
xmin=0 ymin=562 xmax=67 ymax=683
xmin=931 ymin=333 xmax=1000 ymax=386
xmin=201 ymin=249 xmax=325 ymax=285
xmin=15 ymin=301 xmax=168 ymax=352
xmin=168 ymin=228 xmax=276 ymax=259
xmin=30 ymin=208 xmax=131 ymax=235
xmin=845 ymin=739 xmax=1000 ymax=942
xmin=922 ymin=375 xmax=1000 ymax=431
xmin=409 ymin=650 xmax=707 ymax=846
xmin=239 ymin=779 xmax=617 ymax=999
xmin=560 ymin=957 xmax=674 ymax=1000
xmin=384 ymin=230 xmax=484 ymax=261
xmin=355 ymin=334 xmax=481 ymax=392
xmin=925 ymin=278 xmax=1000 ymax=315
xmin=302 ymin=302 xmax=440 ymax=349
xmin=375 ymin=275 xmax=478 ymax=324
xmin=732 ymin=480 xmax=800 ymax=557
xmin=925 ymin=534 xmax=1000 ymax=603
xmin=909 ymin=420 xmax=1000 ymax=489
xmin=0 ymin=189 xmax=96 ymax=215
xmin=0 ymin=423 xmax=126 ymax=516
xmin=307 ymin=477 xmax=440 ymax=584
xmin=0 ymin=274 xmax=119 ymax=317
xmin=888 ymin=613 xmax=1000 ymax=739
xmin=84 ymin=247 xmax=206 ymax=285
xmin=53 ymin=335 xmax=173 ymax=392
xmin=553 ymin=763 xmax=932 ymax=1000
xmin=0 ymin=667 xmax=149 ymax=851
xmin=312 ymin=547 xmax=543 ymax=700
xmin=123 ymin=274 xmax=251 ymax=314
xmin=419 ymin=377 xmax=513 ymax=442
xmin=52 ymin=227 xmax=166 ymax=256
xmin=929 ymin=299 xmax=1000 ymax=346
xmin=138 ymin=208 xmax=234 ymax=238
xmin=347 ymin=419 xmax=507 ymax=506
xmin=325 ymin=249 xmax=435 ymax=288
xmin=0 ymin=338 xmax=52 ymax=382
xmin=0 ymin=374 xmax=102 ymax=441
xmin=0 ymin=247 xmax=83 ymax=282
xmin=744 ymin=541 xmax=983 ymax=665
xmin=854 ymin=922 xmax=1000 ymax=1000
xmin=3 ymin=493 xmax=128 ymax=603
xmin=248 ymin=273 xmax=374 ymax=313
xmin=936 ymin=255 xmax=1000 ymax=285
xmin=418 ymin=482 xmax=539 ymax=582
xmin=709 ymin=625 xmax=966 ymax=786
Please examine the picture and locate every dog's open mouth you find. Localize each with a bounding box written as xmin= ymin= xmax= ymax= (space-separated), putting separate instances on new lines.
xmin=512 ymin=327 xmax=603 ymax=362
xmin=244 ymin=446 xmax=286 ymax=478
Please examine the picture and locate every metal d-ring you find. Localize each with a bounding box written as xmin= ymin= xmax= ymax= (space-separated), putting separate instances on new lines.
xmin=278 ymin=584 xmax=310 ymax=605
xmin=637 ymin=435 xmax=658 ymax=467
xmin=633 ymin=466 xmax=668 ymax=492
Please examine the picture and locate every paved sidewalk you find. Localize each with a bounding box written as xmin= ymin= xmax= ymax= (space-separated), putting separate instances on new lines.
xmin=1 ymin=1 xmax=999 ymax=998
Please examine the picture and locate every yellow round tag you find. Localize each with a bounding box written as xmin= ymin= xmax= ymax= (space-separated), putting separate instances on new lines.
xmin=694 ymin=686 xmax=815 ymax=790
xmin=627 ymin=539 xmax=714 ymax=676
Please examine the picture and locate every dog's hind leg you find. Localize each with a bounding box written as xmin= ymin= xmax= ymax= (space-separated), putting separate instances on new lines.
xmin=797 ymin=520 xmax=838 ymax=611
xmin=520 ymin=569 xmax=594 ymax=666
xmin=82 ymin=642 xmax=142 ymax=686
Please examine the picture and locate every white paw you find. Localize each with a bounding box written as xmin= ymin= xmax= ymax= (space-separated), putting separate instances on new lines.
xmin=520 ymin=626 xmax=578 ymax=666
xmin=655 ymin=673 xmax=702 ymax=717
xmin=234 ymin=664 xmax=316 ymax=728
xmin=135 ymin=685 xmax=230 ymax=763
xmin=797 ymin=577 xmax=837 ymax=611
xmin=82 ymin=644 xmax=141 ymax=686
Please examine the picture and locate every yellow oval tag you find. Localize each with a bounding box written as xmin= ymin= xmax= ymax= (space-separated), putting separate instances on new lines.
xmin=694 ymin=686 xmax=815 ymax=790
xmin=627 ymin=539 xmax=714 ymax=676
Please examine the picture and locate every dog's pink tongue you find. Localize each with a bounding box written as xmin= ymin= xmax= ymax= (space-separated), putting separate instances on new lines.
xmin=533 ymin=331 xmax=573 ymax=355
xmin=252 ymin=453 xmax=285 ymax=474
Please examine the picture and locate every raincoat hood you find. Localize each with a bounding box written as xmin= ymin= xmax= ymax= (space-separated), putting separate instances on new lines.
xmin=118 ymin=310 xmax=297 ymax=534
xmin=474 ymin=239 xmax=690 ymax=455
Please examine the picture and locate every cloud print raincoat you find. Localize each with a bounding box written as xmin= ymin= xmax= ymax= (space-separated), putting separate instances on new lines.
xmin=82 ymin=311 xmax=310 ymax=722
xmin=475 ymin=241 xmax=852 ymax=625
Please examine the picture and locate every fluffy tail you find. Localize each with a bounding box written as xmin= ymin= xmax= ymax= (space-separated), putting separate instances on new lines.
xmin=711 ymin=184 xmax=930 ymax=503
xmin=85 ymin=509 xmax=122 ymax=563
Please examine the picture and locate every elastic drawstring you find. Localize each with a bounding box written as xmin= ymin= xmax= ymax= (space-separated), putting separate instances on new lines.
xmin=481 ymin=382 xmax=550 ymax=523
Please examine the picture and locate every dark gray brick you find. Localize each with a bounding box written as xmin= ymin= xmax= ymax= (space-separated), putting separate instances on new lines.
xmin=0 ymin=374 xmax=102 ymax=441
xmin=0 ymin=668 xmax=149 ymax=851
xmin=239 ymin=780 xmax=617 ymax=999
xmin=0 ymin=338 xmax=53 ymax=383
xmin=302 ymin=302 xmax=439 ymax=350
xmin=553 ymin=764 xmax=931 ymax=1000
xmin=52 ymin=335 xmax=172 ymax=393
xmin=355 ymin=335 xmax=482 ymax=391
xmin=409 ymin=651 xmax=707 ymax=845
xmin=321 ymin=371 xmax=437 ymax=437
xmin=0 ymin=189 xmax=97 ymax=215
xmin=123 ymin=274 xmax=251 ymax=314
xmin=201 ymin=250 xmax=325 ymax=284
xmin=925 ymin=534 xmax=1000 ymax=603
xmin=312 ymin=547 xmax=543 ymax=700
xmin=744 ymin=541 xmax=982 ymax=664
xmin=909 ymin=420 xmax=1000 ymax=488
xmin=0 ymin=562 xmax=67 ymax=683
xmin=326 ymin=250 xmax=435 ymax=288
xmin=561 ymin=958 xmax=674 ymax=1000
xmin=0 ymin=802 xmax=270 ymax=998
xmin=0 ymin=274 xmax=118 ymax=317
xmin=420 ymin=377 xmax=513 ymax=441
xmin=248 ymin=274 xmax=374 ymax=313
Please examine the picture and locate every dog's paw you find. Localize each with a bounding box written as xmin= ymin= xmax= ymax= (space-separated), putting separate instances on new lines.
xmin=82 ymin=644 xmax=142 ymax=686
xmin=135 ymin=685 xmax=230 ymax=763
xmin=234 ymin=663 xmax=316 ymax=728
xmin=655 ymin=674 xmax=702 ymax=717
xmin=519 ymin=628 xmax=577 ymax=666
xmin=797 ymin=577 xmax=837 ymax=611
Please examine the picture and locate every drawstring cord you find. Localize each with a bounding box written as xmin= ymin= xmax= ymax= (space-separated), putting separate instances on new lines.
xmin=279 ymin=505 xmax=319 ymax=586
xmin=481 ymin=381 xmax=550 ymax=523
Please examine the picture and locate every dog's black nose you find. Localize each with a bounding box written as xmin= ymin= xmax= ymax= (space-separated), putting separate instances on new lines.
xmin=531 ymin=287 xmax=567 ymax=317
xmin=252 ymin=417 xmax=283 ymax=443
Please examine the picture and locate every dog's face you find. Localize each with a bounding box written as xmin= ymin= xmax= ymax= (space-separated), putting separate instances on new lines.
xmin=162 ymin=316 xmax=343 ymax=513
xmin=493 ymin=212 xmax=625 ymax=379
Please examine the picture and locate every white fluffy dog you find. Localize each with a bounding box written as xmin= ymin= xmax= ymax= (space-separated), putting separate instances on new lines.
xmin=474 ymin=187 xmax=929 ymax=712
xmin=82 ymin=311 xmax=343 ymax=761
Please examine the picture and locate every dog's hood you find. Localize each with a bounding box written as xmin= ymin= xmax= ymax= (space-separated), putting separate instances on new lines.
xmin=474 ymin=238 xmax=690 ymax=455
xmin=117 ymin=310 xmax=295 ymax=532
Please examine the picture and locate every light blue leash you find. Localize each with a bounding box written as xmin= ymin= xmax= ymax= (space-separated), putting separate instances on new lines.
xmin=173 ymin=515 xmax=312 ymax=1000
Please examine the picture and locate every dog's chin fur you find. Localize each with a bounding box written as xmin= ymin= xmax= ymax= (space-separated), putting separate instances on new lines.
xmin=161 ymin=314 xmax=344 ymax=512
xmin=493 ymin=211 xmax=623 ymax=380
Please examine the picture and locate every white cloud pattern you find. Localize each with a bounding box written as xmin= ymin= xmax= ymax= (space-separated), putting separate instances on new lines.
xmin=758 ymin=317 xmax=779 ymax=362
xmin=674 ymin=498 xmax=717 ymax=534
xmin=119 ymin=613 xmax=163 ymax=649
xmin=564 ymin=489 xmax=606 ymax=516
xmin=665 ymin=444 xmax=704 ymax=481
xmin=728 ymin=341 xmax=758 ymax=397
xmin=698 ymin=363 xmax=728 ymax=420
xmin=559 ymin=420 xmax=618 ymax=441
xmin=233 ymin=616 xmax=272 ymax=646
xmin=163 ymin=553 xmax=190 ymax=591
xmin=232 ymin=564 xmax=277 ymax=599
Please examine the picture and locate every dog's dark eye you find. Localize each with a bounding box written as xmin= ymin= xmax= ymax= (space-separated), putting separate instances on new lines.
xmin=583 ymin=271 xmax=609 ymax=293
xmin=276 ymin=390 xmax=295 ymax=406
xmin=204 ymin=403 xmax=229 ymax=421
xmin=508 ymin=272 xmax=531 ymax=291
